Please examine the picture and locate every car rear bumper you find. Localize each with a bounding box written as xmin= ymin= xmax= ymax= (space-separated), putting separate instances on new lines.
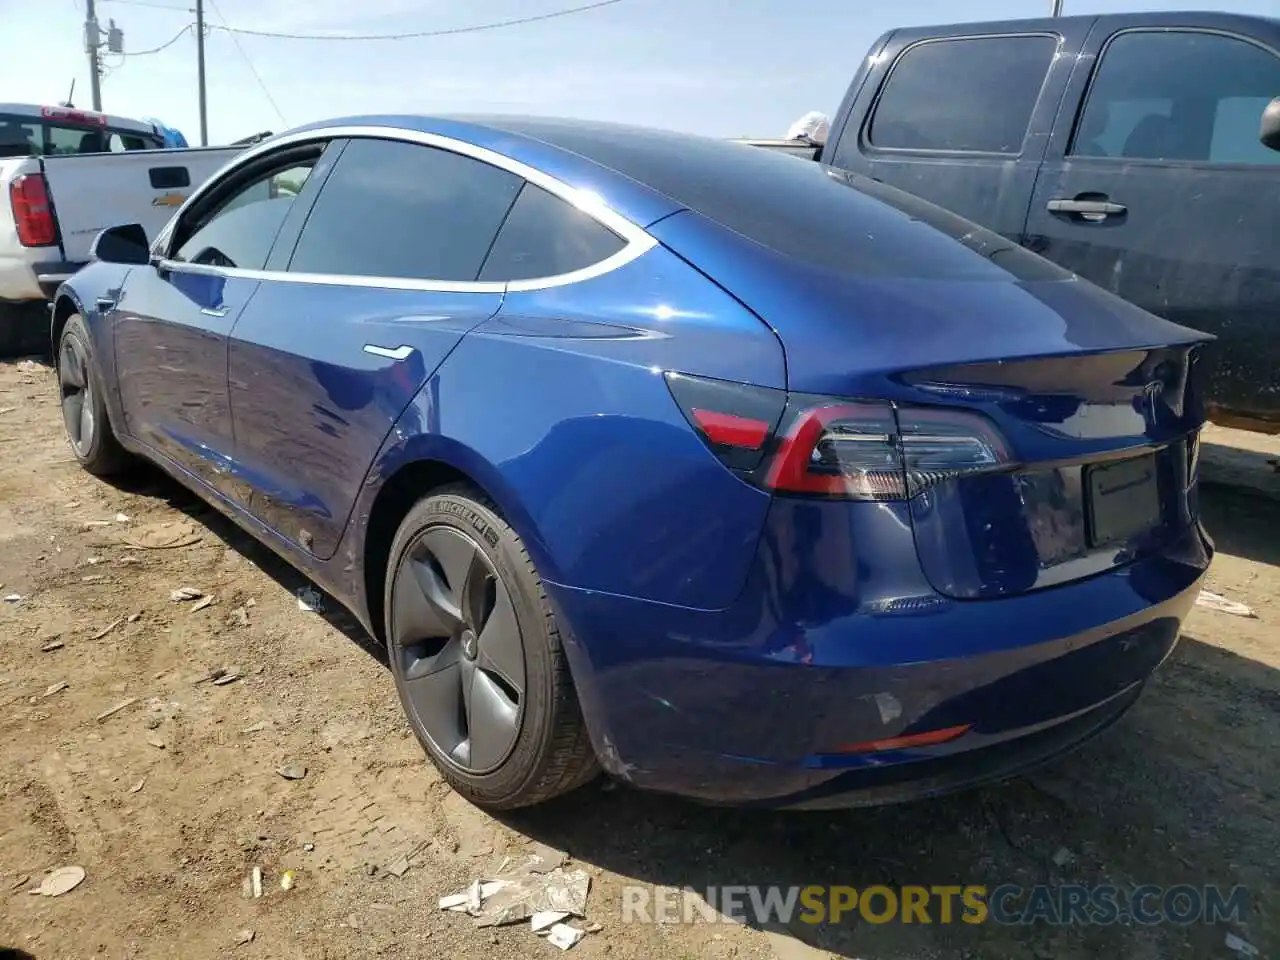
xmin=547 ymin=504 xmax=1211 ymax=807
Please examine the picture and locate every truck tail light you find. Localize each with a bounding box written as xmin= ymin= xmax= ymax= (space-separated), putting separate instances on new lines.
xmin=666 ymin=372 xmax=1013 ymax=501
xmin=9 ymin=173 xmax=57 ymax=247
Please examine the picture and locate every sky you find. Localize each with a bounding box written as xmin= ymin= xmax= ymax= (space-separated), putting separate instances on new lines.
xmin=0 ymin=0 xmax=1277 ymax=144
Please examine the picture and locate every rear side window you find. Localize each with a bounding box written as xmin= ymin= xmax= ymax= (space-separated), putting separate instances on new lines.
xmin=479 ymin=183 xmax=625 ymax=282
xmin=0 ymin=118 xmax=162 ymax=156
xmin=869 ymin=36 xmax=1057 ymax=153
xmin=289 ymin=138 xmax=523 ymax=282
xmin=1071 ymin=30 xmax=1280 ymax=166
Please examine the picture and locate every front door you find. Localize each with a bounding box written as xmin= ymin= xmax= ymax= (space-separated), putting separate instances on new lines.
xmin=114 ymin=146 xmax=325 ymax=491
xmin=226 ymin=135 xmax=524 ymax=558
xmin=1024 ymin=20 xmax=1280 ymax=426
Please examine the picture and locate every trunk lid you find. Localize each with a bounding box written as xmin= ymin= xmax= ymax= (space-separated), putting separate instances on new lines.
xmin=648 ymin=185 xmax=1212 ymax=599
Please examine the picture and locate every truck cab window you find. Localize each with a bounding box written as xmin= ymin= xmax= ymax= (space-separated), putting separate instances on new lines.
xmin=869 ymin=36 xmax=1057 ymax=154
xmin=1071 ymin=30 xmax=1280 ymax=166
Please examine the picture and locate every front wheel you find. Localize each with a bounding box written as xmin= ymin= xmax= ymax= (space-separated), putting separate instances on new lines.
xmin=58 ymin=313 xmax=133 ymax=476
xmin=383 ymin=486 xmax=598 ymax=809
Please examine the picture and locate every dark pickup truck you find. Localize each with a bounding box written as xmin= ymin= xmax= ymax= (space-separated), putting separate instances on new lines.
xmin=752 ymin=11 xmax=1280 ymax=432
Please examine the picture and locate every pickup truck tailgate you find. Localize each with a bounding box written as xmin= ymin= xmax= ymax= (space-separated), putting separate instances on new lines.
xmin=40 ymin=146 xmax=241 ymax=263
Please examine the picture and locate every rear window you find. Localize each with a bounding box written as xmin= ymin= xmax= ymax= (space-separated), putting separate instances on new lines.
xmin=0 ymin=114 xmax=161 ymax=157
xmin=868 ymin=35 xmax=1058 ymax=154
xmin=480 ymin=119 xmax=1067 ymax=283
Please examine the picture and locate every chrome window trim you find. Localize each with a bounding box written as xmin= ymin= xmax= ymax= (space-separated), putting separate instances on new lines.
xmin=156 ymin=123 xmax=658 ymax=293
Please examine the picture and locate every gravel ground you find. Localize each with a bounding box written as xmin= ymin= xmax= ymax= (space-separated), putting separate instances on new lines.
xmin=1 ymin=355 xmax=1275 ymax=960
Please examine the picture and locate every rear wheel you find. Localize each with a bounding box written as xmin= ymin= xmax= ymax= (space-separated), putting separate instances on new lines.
xmin=383 ymin=486 xmax=598 ymax=809
xmin=58 ymin=313 xmax=132 ymax=476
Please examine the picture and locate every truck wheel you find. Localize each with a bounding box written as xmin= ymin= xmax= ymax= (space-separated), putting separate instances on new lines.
xmin=383 ymin=485 xmax=599 ymax=810
xmin=57 ymin=313 xmax=132 ymax=476
xmin=0 ymin=301 xmax=50 ymax=359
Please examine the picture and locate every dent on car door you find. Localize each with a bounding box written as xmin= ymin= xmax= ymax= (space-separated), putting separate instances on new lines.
xmin=1025 ymin=25 xmax=1280 ymax=426
xmin=113 ymin=144 xmax=322 ymax=491
xmin=226 ymin=136 xmax=522 ymax=558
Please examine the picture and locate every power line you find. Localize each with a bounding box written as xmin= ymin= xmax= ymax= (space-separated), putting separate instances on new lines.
xmin=117 ymin=23 xmax=192 ymax=56
xmin=206 ymin=0 xmax=625 ymax=41
xmin=206 ymin=0 xmax=288 ymax=127
xmin=100 ymin=0 xmax=194 ymax=10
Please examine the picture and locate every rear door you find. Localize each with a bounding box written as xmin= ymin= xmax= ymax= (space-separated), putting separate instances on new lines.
xmin=225 ymin=135 xmax=519 ymax=559
xmin=824 ymin=21 xmax=1093 ymax=240
xmin=113 ymin=142 xmax=326 ymax=494
xmin=1024 ymin=16 xmax=1280 ymax=427
xmin=40 ymin=147 xmax=242 ymax=265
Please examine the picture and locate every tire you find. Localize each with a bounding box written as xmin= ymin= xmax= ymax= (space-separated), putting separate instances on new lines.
xmin=383 ymin=485 xmax=598 ymax=809
xmin=57 ymin=313 xmax=133 ymax=476
xmin=0 ymin=300 xmax=50 ymax=359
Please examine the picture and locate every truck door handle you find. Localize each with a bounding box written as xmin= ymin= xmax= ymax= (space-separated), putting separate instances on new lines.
xmin=96 ymin=297 xmax=117 ymax=313
xmin=1047 ymin=198 xmax=1127 ymax=220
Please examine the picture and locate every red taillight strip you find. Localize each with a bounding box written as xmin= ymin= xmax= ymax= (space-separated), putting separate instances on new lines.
xmin=690 ymin=407 xmax=771 ymax=450
xmin=836 ymin=723 xmax=971 ymax=754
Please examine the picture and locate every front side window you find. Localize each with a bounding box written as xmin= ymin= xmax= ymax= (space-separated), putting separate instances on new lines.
xmin=868 ymin=36 xmax=1058 ymax=153
xmin=1071 ymin=30 xmax=1280 ymax=166
xmin=173 ymin=163 xmax=314 ymax=270
xmin=288 ymin=138 xmax=523 ymax=282
xmin=478 ymin=183 xmax=626 ymax=282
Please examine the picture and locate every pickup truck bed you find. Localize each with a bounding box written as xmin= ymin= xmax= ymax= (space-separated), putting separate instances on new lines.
xmin=2 ymin=144 xmax=241 ymax=355
xmin=751 ymin=11 xmax=1280 ymax=432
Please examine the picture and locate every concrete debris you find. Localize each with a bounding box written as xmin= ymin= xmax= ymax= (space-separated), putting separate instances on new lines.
xmin=277 ymin=763 xmax=307 ymax=781
xmin=295 ymin=586 xmax=323 ymax=612
xmin=169 ymin=586 xmax=204 ymax=602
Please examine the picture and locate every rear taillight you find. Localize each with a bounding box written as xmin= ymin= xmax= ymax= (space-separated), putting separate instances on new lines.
xmin=666 ymin=372 xmax=1013 ymax=501
xmin=9 ymin=174 xmax=56 ymax=247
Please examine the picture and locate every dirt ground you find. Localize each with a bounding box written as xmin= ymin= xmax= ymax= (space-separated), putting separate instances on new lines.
xmin=1 ymin=354 xmax=1276 ymax=960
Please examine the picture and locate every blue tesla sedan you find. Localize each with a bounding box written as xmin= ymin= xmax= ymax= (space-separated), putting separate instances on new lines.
xmin=52 ymin=115 xmax=1213 ymax=810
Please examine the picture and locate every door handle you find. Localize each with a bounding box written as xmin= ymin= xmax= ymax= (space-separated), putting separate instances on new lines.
xmin=96 ymin=297 xmax=116 ymax=313
xmin=200 ymin=305 xmax=231 ymax=318
xmin=363 ymin=344 xmax=414 ymax=361
xmin=1047 ymin=198 xmax=1127 ymax=219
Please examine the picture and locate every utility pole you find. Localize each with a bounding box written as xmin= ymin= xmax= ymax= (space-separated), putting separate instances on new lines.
xmin=84 ymin=0 xmax=103 ymax=111
xmin=1051 ymin=0 xmax=1064 ymax=14
xmin=196 ymin=0 xmax=208 ymax=145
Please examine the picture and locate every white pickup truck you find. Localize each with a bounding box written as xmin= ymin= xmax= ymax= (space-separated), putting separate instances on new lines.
xmin=0 ymin=103 xmax=242 ymax=355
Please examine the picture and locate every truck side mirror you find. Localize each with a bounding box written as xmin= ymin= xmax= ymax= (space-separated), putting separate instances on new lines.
xmin=90 ymin=223 xmax=151 ymax=265
xmin=1260 ymin=97 xmax=1280 ymax=152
